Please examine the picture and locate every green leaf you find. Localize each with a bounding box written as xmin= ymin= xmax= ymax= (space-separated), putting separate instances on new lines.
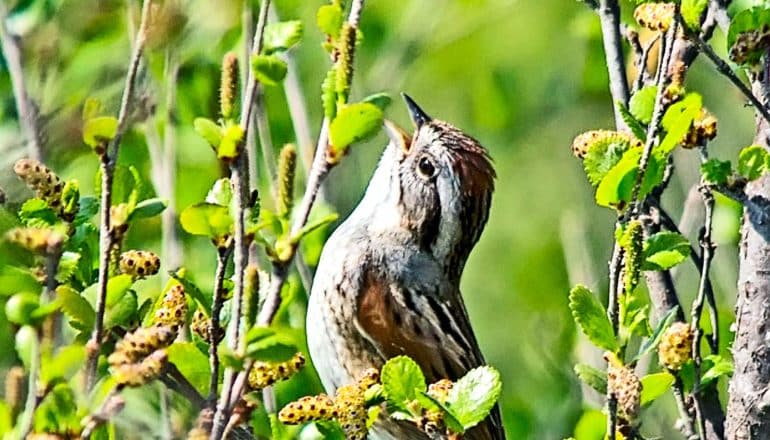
xmin=417 ymin=391 xmax=465 ymax=433
xmin=56 ymin=252 xmax=80 ymax=283
xmin=5 ymin=292 xmax=41 ymax=326
xmin=445 ymin=366 xmax=502 ymax=431
xmin=15 ymin=325 xmax=37 ymax=370
xmin=573 ymin=409 xmax=606 ymax=440
xmin=19 ymin=198 xmax=58 ymax=227
xmin=728 ymin=7 xmax=770 ymax=64
xmin=105 ymin=274 xmax=134 ymax=307
xmin=583 ymin=140 xmax=630 ymax=187
xmin=329 ymin=103 xmax=384 ymax=153
xmin=659 ymin=93 xmax=702 ymax=154
xmin=180 ymin=203 xmax=233 ymax=238
xmin=194 ymin=117 xmax=223 ymax=148
xmin=640 ymin=372 xmax=675 ymax=406
xmin=643 ymin=232 xmax=691 ymax=271
xmin=362 ymin=92 xmax=393 ymax=111
xmin=633 ymin=306 xmax=679 ymax=361
xmin=206 ymin=178 xmax=233 ymax=207
xmin=317 ymin=4 xmax=343 ymax=37
xmin=381 ymin=356 xmax=427 ymax=413
xmin=618 ymin=103 xmax=647 ymax=141
xmin=264 ymin=21 xmax=303 ymax=53
xmin=292 ymin=213 xmax=338 ymax=243
xmin=83 ymin=116 xmax=118 ymax=148
xmin=168 ymin=268 xmax=212 ymax=316
xmin=594 ymin=148 xmax=639 ymax=209
xmin=569 ymin=285 xmax=618 ymax=352
xmin=737 ymin=145 xmax=770 ymax=180
xmin=244 ymin=326 xmax=299 ymax=362
xmin=701 ymin=159 xmax=732 ymax=185
xmin=681 ymin=0 xmax=709 ymax=29
xmin=0 ymin=266 xmax=41 ymax=297
xmin=574 ymin=363 xmax=607 ymax=394
xmin=40 ymin=345 xmax=85 ymax=385
xmin=56 ymin=285 xmax=95 ymax=329
xmin=167 ymin=342 xmax=210 ymax=395
xmin=252 ymin=54 xmax=288 ymax=86
xmin=128 ymin=197 xmax=167 ymax=221
xmin=218 ymin=124 xmax=245 ymax=161
xmin=105 ymin=290 xmax=137 ymax=327
xmin=701 ymin=354 xmax=733 ymax=386
xmin=74 ymin=196 xmax=98 ymax=225
xmin=629 ymin=86 xmax=657 ymax=124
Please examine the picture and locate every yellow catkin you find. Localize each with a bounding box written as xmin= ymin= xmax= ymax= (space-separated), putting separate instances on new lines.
xmin=5 ymin=366 xmax=25 ymax=418
xmin=607 ymin=362 xmax=642 ymax=422
xmin=119 ymin=250 xmax=161 ymax=278
xmin=279 ymin=394 xmax=337 ymax=424
xmin=108 ymin=325 xmax=176 ymax=367
xmin=113 ymin=349 xmax=168 ymax=387
xmin=244 ymin=265 xmax=260 ymax=328
xmin=248 ymin=353 xmax=306 ymax=390
xmin=335 ymin=23 xmax=358 ymax=105
xmin=633 ymin=3 xmax=675 ymax=32
xmin=277 ymin=144 xmax=297 ymax=218
xmin=621 ymin=221 xmax=644 ymax=294
xmin=682 ymin=109 xmax=718 ymax=149
xmin=191 ymin=309 xmax=223 ymax=344
xmin=13 ymin=158 xmax=65 ymax=215
xmin=5 ymin=227 xmax=64 ymax=254
xmin=220 ymin=52 xmax=239 ymax=120
xmin=570 ymin=130 xmax=642 ymax=160
xmin=153 ymin=284 xmax=188 ymax=331
xmin=659 ymin=322 xmax=694 ymax=371
xmin=335 ymin=383 xmax=368 ymax=440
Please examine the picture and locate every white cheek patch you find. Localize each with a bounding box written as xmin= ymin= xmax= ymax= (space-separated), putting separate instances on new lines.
xmin=432 ymin=167 xmax=462 ymax=264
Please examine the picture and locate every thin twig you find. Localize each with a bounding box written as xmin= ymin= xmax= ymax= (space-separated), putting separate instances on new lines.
xmin=596 ymin=0 xmax=631 ymax=130
xmin=686 ymin=30 xmax=770 ymax=125
xmin=636 ymin=35 xmax=661 ymax=92
xmin=17 ymin=329 xmax=40 ymax=439
xmin=211 ymin=1 xmax=271 ymax=438
xmin=0 ymin=2 xmax=43 ymax=160
xmin=691 ymin=147 xmax=717 ymax=440
xmin=631 ymin=19 xmax=678 ymax=210
xmin=163 ymin=362 xmax=206 ymax=408
xmin=674 ymin=376 xmax=698 ymax=439
xmin=86 ymin=0 xmax=152 ymax=392
xmin=208 ymin=245 xmax=232 ymax=401
xmin=606 ymin=238 xmax=623 ymax=440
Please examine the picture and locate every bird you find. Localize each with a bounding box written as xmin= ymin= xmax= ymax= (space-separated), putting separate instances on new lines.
xmin=306 ymin=94 xmax=504 ymax=439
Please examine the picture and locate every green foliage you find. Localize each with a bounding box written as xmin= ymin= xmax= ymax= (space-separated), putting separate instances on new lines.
xmin=633 ymin=306 xmax=679 ymax=361
xmin=56 ymin=285 xmax=95 ymax=330
xmin=659 ymin=93 xmax=702 ymax=154
xmin=639 ymin=372 xmax=675 ymax=406
xmin=642 ymin=232 xmax=691 ymax=271
xmin=594 ymin=148 xmax=665 ymax=209
xmin=82 ymin=116 xmax=118 ymax=149
xmin=444 ymin=366 xmax=502 ymax=431
xmin=328 ymin=102 xmax=384 ymax=155
xmin=317 ymin=4 xmax=344 ymax=38
xmin=252 ymin=54 xmax=289 ymax=86
xmin=194 ymin=117 xmax=223 ymax=148
xmin=582 ymin=139 xmax=629 ymax=187
xmin=218 ymin=124 xmax=245 ymax=161
xmin=167 ymin=342 xmax=210 ymax=394
xmin=381 ymin=356 xmax=426 ymax=413
xmin=574 ymin=363 xmax=607 ymax=394
xmin=629 ymin=86 xmax=657 ymax=124
xmin=264 ymin=21 xmax=304 ymax=54
xmin=568 ymin=285 xmax=618 ymax=352
xmin=618 ymin=103 xmax=648 ymax=141
xmin=5 ymin=292 xmax=41 ymax=326
xmin=245 ymin=326 xmax=300 ymax=362
xmin=701 ymin=354 xmax=734 ymax=387
xmin=128 ymin=197 xmax=167 ymax=221
xmin=701 ymin=159 xmax=732 ymax=185
xmin=180 ymin=203 xmax=233 ymax=238
xmin=681 ymin=0 xmax=709 ymax=29
xmin=737 ymin=145 xmax=770 ymax=180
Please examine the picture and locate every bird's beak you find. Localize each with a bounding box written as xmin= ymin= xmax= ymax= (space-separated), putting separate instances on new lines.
xmin=383 ymin=119 xmax=411 ymax=153
xmin=402 ymin=93 xmax=431 ymax=128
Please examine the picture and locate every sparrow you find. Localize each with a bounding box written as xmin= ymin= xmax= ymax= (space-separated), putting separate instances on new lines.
xmin=307 ymin=94 xmax=504 ymax=439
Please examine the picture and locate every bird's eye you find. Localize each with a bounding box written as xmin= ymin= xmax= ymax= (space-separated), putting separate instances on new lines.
xmin=417 ymin=156 xmax=437 ymax=179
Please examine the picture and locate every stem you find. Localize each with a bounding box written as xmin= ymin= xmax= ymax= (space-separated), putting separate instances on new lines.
xmin=85 ymin=0 xmax=152 ymax=392
xmin=606 ymin=237 xmax=623 ymax=440
xmin=162 ymin=362 xmax=206 ymax=408
xmin=211 ymin=1 xmax=271 ymax=438
xmin=208 ymin=245 xmax=232 ymax=401
xmin=687 ymin=31 xmax=770 ymax=125
xmin=17 ymin=329 xmax=40 ymax=439
xmin=596 ymin=0 xmax=631 ymax=130
xmin=673 ymin=376 xmax=698 ymax=439
xmin=691 ymin=162 xmax=716 ymax=440
xmin=0 ymin=2 xmax=43 ymax=160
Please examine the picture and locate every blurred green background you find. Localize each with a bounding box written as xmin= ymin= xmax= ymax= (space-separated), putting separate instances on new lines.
xmin=0 ymin=0 xmax=755 ymax=438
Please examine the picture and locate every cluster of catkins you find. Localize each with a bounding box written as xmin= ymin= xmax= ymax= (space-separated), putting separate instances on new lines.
xmin=633 ymin=3 xmax=675 ymax=33
xmin=107 ymin=283 xmax=187 ymax=387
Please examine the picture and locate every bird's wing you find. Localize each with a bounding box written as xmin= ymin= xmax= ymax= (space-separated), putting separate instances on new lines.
xmin=355 ymin=268 xmax=506 ymax=440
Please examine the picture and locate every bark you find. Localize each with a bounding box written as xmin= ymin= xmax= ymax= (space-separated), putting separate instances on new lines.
xmin=725 ymin=115 xmax=770 ymax=439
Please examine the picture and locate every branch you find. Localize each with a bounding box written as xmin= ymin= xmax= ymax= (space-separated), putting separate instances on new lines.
xmin=596 ymin=0 xmax=631 ymax=130
xmin=86 ymin=0 xmax=152 ymax=392
xmin=211 ymin=1 xmax=271 ymax=438
xmin=208 ymin=245 xmax=232 ymax=401
xmin=0 ymin=2 xmax=43 ymax=160
xmin=162 ymin=362 xmax=206 ymax=409
xmin=606 ymin=237 xmax=623 ymax=440
xmin=686 ymin=30 xmax=770 ymax=125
